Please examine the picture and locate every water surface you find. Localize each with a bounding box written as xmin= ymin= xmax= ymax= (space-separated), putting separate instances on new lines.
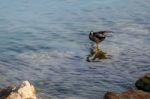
xmin=0 ymin=0 xmax=150 ymax=99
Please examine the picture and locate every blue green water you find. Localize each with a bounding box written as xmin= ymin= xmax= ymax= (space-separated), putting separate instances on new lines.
xmin=0 ymin=0 xmax=150 ymax=99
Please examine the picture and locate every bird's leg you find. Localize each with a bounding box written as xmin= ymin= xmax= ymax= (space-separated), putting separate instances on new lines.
xmin=96 ymin=43 xmax=100 ymax=52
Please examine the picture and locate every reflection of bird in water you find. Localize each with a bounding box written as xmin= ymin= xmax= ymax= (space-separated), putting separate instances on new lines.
xmin=89 ymin=31 xmax=111 ymax=52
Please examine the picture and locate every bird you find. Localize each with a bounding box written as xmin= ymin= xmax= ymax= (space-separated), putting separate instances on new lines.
xmin=89 ymin=31 xmax=111 ymax=52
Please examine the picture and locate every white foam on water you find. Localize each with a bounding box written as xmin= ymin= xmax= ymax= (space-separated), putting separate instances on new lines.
xmin=18 ymin=50 xmax=76 ymax=65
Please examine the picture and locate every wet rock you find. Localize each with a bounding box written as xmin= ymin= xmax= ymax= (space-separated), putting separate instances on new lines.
xmin=87 ymin=48 xmax=111 ymax=62
xmin=104 ymin=90 xmax=150 ymax=99
xmin=0 ymin=86 xmax=15 ymax=99
xmin=0 ymin=81 xmax=37 ymax=99
xmin=135 ymin=74 xmax=150 ymax=92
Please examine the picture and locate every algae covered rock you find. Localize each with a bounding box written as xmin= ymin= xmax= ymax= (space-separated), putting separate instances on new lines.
xmin=87 ymin=48 xmax=111 ymax=62
xmin=135 ymin=74 xmax=150 ymax=92
xmin=104 ymin=90 xmax=150 ymax=99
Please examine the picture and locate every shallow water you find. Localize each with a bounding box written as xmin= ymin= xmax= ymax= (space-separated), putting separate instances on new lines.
xmin=0 ymin=0 xmax=150 ymax=99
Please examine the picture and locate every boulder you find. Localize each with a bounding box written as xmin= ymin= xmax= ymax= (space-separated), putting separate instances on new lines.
xmin=0 ymin=81 xmax=37 ymax=99
xmin=104 ymin=90 xmax=150 ymax=99
xmin=135 ymin=74 xmax=150 ymax=92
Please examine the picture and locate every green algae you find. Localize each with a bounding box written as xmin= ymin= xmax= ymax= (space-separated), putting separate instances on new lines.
xmin=87 ymin=48 xmax=111 ymax=62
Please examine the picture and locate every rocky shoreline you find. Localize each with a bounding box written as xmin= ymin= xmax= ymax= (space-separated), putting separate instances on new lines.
xmin=104 ymin=90 xmax=150 ymax=99
xmin=104 ymin=74 xmax=150 ymax=99
xmin=0 ymin=74 xmax=150 ymax=99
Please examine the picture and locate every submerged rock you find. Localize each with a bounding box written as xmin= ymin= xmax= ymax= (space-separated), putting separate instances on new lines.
xmin=87 ymin=47 xmax=111 ymax=62
xmin=0 ymin=81 xmax=37 ymax=99
xmin=104 ymin=90 xmax=150 ymax=99
xmin=135 ymin=74 xmax=150 ymax=92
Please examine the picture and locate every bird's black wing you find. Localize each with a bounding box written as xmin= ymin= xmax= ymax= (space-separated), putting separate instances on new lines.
xmin=93 ymin=32 xmax=104 ymax=39
xmin=94 ymin=31 xmax=111 ymax=38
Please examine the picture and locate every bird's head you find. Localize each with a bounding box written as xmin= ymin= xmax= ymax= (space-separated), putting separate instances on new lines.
xmin=90 ymin=31 xmax=94 ymax=35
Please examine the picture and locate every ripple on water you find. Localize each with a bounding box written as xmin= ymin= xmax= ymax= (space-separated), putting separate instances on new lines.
xmin=18 ymin=50 xmax=81 ymax=65
xmin=0 ymin=0 xmax=150 ymax=99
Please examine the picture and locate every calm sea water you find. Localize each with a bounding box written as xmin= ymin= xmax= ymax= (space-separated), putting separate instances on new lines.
xmin=0 ymin=0 xmax=150 ymax=99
